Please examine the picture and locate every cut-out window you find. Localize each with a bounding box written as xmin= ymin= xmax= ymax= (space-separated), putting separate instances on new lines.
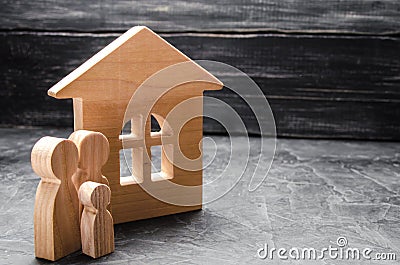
xmin=120 ymin=114 xmax=174 ymax=185
xmin=121 ymin=120 xmax=131 ymax=136
xmin=119 ymin=118 xmax=145 ymax=186
xmin=120 ymin=149 xmax=136 ymax=186
xmin=151 ymin=145 xmax=161 ymax=173
xmin=151 ymin=115 xmax=161 ymax=132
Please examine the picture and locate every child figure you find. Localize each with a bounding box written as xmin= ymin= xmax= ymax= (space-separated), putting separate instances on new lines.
xmin=78 ymin=181 xmax=114 ymax=258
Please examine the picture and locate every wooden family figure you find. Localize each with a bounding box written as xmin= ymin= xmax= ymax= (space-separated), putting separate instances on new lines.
xmin=32 ymin=132 xmax=114 ymax=260
xmin=79 ymin=181 xmax=114 ymax=258
xmin=31 ymin=25 xmax=223 ymax=261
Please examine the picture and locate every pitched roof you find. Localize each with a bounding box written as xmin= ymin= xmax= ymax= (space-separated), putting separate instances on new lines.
xmin=48 ymin=26 xmax=223 ymax=99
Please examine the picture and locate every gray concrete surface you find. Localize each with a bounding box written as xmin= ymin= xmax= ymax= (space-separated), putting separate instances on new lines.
xmin=0 ymin=128 xmax=399 ymax=264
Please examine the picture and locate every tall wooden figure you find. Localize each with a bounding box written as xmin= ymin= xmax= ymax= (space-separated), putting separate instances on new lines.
xmin=79 ymin=181 xmax=114 ymax=258
xmin=31 ymin=137 xmax=81 ymax=261
xmin=68 ymin=130 xmax=110 ymax=219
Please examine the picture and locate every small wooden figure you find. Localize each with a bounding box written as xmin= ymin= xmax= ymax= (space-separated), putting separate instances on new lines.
xmin=31 ymin=136 xmax=81 ymax=261
xmin=68 ymin=130 xmax=110 ymax=219
xmin=78 ymin=181 xmax=114 ymax=258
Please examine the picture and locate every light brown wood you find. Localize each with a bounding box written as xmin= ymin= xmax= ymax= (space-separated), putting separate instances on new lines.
xmin=48 ymin=26 xmax=223 ymax=223
xmin=31 ymin=136 xmax=81 ymax=261
xmin=79 ymin=181 xmax=114 ymax=258
xmin=68 ymin=130 xmax=110 ymax=220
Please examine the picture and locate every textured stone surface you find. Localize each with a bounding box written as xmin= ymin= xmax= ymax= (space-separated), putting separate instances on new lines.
xmin=0 ymin=127 xmax=399 ymax=264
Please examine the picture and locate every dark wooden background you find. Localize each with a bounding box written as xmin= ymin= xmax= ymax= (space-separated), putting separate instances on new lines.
xmin=1 ymin=1 xmax=399 ymax=140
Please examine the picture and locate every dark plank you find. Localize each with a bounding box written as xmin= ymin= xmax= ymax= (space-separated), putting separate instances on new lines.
xmin=1 ymin=32 xmax=399 ymax=140
xmin=204 ymin=92 xmax=400 ymax=140
xmin=181 ymin=34 xmax=400 ymax=101
xmin=0 ymin=0 xmax=399 ymax=34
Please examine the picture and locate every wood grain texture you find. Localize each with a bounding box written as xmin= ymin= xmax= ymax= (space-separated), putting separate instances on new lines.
xmin=79 ymin=181 xmax=114 ymax=259
xmin=0 ymin=0 xmax=399 ymax=34
xmin=31 ymin=136 xmax=81 ymax=261
xmin=1 ymin=32 xmax=399 ymax=140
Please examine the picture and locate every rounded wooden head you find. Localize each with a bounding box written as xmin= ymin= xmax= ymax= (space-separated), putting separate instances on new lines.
xmin=68 ymin=130 xmax=109 ymax=169
xmin=78 ymin=181 xmax=111 ymax=210
xmin=31 ymin=136 xmax=78 ymax=181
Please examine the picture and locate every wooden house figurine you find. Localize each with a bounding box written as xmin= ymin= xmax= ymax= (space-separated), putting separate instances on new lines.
xmin=48 ymin=26 xmax=223 ymax=224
